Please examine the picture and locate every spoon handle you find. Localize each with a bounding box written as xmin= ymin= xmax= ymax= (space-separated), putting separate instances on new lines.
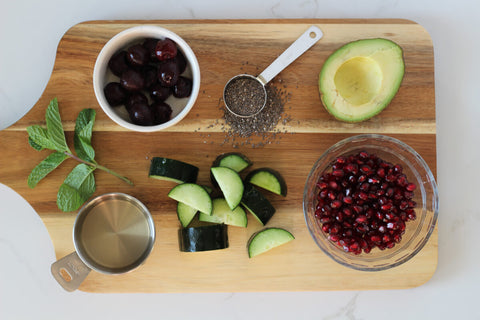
xmin=257 ymin=25 xmax=323 ymax=85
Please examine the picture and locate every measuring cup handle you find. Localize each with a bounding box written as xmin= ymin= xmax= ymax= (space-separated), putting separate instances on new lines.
xmin=257 ymin=25 xmax=323 ymax=85
xmin=51 ymin=252 xmax=91 ymax=292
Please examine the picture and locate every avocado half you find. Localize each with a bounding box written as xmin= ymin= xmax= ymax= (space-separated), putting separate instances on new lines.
xmin=319 ymin=38 xmax=405 ymax=122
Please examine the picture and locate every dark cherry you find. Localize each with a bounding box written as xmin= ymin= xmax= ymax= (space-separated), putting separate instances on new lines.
xmin=151 ymin=101 xmax=172 ymax=124
xmin=125 ymin=92 xmax=148 ymax=110
xmin=103 ymin=82 xmax=126 ymax=106
xmin=157 ymin=60 xmax=179 ymax=87
xmin=143 ymin=66 xmax=157 ymax=89
xmin=174 ymin=49 xmax=187 ymax=74
xmin=128 ymin=101 xmax=154 ymax=126
xmin=150 ymin=83 xmax=172 ymax=101
xmin=120 ymin=69 xmax=145 ymax=91
xmin=143 ymin=38 xmax=159 ymax=61
xmin=127 ymin=44 xmax=149 ymax=67
xmin=108 ymin=51 xmax=129 ymax=77
xmin=155 ymin=38 xmax=177 ymax=61
xmin=173 ymin=76 xmax=192 ymax=98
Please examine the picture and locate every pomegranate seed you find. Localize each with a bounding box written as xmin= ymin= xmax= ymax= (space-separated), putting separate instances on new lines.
xmin=363 ymin=247 xmax=371 ymax=253
xmin=358 ymin=192 xmax=369 ymax=201
xmin=328 ymin=191 xmax=336 ymax=200
xmin=329 ymin=181 xmax=338 ymax=190
xmin=342 ymin=207 xmax=353 ymax=217
xmin=386 ymin=174 xmax=396 ymax=182
xmin=393 ymin=164 xmax=403 ymax=174
xmin=404 ymin=191 xmax=414 ymax=199
xmin=336 ymin=156 xmax=346 ymax=164
xmin=359 ymin=183 xmax=370 ymax=192
xmin=317 ymin=182 xmax=328 ymax=190
xmin=371 ymin=235 xmax=381 ymax=243
xmin=355 ymin=215 xmax=368 ymax=224
xmin=381 ymin=203 xmax=393 ymax=211
xmin=358 ymin=175 xmax=367 ymax=183
xmin=322 ymin=223 xmax=331 ymax=233
xmin=376 ymin=211 xmax=384 ymax=220
xmin=319 ymin=189 xmax=328 ymax=199
xmin=396 ymin=174 xmax=407 ymax=187
xmin=359 ymin=151 xmax=369 ymax=159
xmin=331 ymin=200 xmax=342 ymax=209
xmin=386 ymin=241 xmax=395 ymax=249
xmin=394 ymin=234 xmax=402 ymax=243
xmin=344 ymin=163 xmax=359 ymax=174
xmin=352 ymin=205 xmax=363 ymax=214
xmin=335 ymin=211 xmax=345 ymax=222
xmin=406 ymin=183 xmax=416 ymax=191
xmin=376 ymin=168 xmax=386 ymax=178
xmin=329 ymin=235 xmax=340 ymax=242
xmin=360 ymin=165 xmax=371 ymax=174
xmin=378 ymin=225 xmax=386 ymax=233
xmin=343 ymin=196 xmax=353 ymax=204
xmin=330 ymin=224 xmax=341 ymax=234
xmin=332 ymin=169 xmax=344 ymax=178
xmin=382 ymin=234 xmax=391 ymax=243
xmin=319 ymin=216 xmax=331 ymax=223
xmin=399 ymin=201 xmax=408 ymax=210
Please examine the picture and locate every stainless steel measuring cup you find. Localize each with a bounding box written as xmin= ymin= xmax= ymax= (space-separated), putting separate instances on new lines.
xmin=223 ymin=25 xmax=323 ymax=117
xmin=51 ymin=193 xmax=156 ymax=292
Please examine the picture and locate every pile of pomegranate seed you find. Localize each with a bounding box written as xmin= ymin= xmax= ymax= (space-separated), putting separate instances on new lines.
xmin=315 ymin=151 xmax=417 ymax=255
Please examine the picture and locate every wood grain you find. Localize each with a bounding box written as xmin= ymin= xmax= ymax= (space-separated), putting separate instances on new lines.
xmin=0 ymin=19 xmax=437 ymax=293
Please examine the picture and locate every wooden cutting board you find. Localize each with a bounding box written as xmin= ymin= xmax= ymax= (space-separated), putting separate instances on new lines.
xmin=0 ymin=19 xmax=437 ymax=293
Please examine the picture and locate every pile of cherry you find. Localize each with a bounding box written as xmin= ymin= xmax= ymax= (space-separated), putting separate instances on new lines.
xmin=104 ymin=38 xmax=193 ymax=126
xmin=315 ymin=151 xmax=418 ymax=254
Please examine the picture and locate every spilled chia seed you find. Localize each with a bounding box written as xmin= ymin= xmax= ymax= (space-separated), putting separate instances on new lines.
xmin=198 ymin=62 xmax=295 ymax=148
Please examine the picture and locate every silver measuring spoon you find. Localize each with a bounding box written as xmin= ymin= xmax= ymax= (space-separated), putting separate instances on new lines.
xmin=223 ymin=25 xmax=323 ymax=117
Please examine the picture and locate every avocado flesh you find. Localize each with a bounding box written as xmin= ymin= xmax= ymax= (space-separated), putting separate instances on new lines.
xmin=319 ymin=38 xmax=404 ymax=122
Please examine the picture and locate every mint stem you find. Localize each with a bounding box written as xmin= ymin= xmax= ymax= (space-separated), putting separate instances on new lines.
xmin=64 ymin=152 xmax=133 ymax=186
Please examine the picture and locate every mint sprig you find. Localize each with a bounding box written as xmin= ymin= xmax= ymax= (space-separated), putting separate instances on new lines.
xmin=27 ymin=98 xmax=133 ymax=212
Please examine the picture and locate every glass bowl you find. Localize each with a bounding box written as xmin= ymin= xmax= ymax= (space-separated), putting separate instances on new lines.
xmin=303 ymin=134 xmax=438 ymax=271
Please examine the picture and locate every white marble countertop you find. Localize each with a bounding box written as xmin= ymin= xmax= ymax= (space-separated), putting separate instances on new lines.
xmin=1 ymin=0 xmax=479 ymax=319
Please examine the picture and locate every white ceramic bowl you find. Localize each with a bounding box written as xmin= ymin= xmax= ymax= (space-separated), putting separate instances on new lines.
xmin=93 ymin=25 xmax=200 ymax=132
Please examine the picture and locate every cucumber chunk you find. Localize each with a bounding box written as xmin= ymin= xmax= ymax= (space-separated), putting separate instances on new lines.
xmin=212 ymin=152 xmax=252 ymax=172
xmin=179 ymin=224 xmax=229 ymax=252
xmin=247 ymin=228 xmax=294 ymax=258
xmin=177 ymin=202 xmax=198 ymax=227
xmin=199 ymin=198 xmax=248 ymax=227
xmin=241 ymin=183 xmax=275 ymax=225
xmin=168 ymin=183 xmax=212 ymax=215
xmin=246 ymin=168 xmax=287 ymax=196
xmin=211 ymin=167 xmax=244 ymax=210
xmin=149 ymin=157 xmax=198 ymax=184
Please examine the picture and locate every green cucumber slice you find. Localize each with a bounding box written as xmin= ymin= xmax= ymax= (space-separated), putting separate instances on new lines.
xmin=168 ymin=183 xmax=212 ymax=215
xmin=247 ymin=228 xmax=294 ymax=258
xmin=246 ymin=168 xmax=287 ymax=196
xmin=199 ymin=198 xmax=248 ymax=227
xmin=211 ymin=167 xmax=244 ymax=210
xmin=179 ymin=224 xmax=229 ymax=252
xmin=212 ymin=152 xmax=252 ymax=172
xmin=177 ymin=202 xmax=198 ymax=227
xmin=241 ymin=183 xmax=275 ymax=225
xmin=149 ymin=157 xmax=198 ymax=184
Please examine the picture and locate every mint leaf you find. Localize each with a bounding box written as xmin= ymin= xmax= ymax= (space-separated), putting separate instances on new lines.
xmin=26 ymin=125 xmax=60 ymax=151
xmin=45 ymin=98 xmax=70 ymax=153
xmin=57 ymin=164 xmax=96 ymax=212
xmin=74 ymin=109 xmax=96 ymax=162
xmin=28 ymin=137 xmax=45 ymax=151
xmin=27 ymin=152 xmax=68 ymax=188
